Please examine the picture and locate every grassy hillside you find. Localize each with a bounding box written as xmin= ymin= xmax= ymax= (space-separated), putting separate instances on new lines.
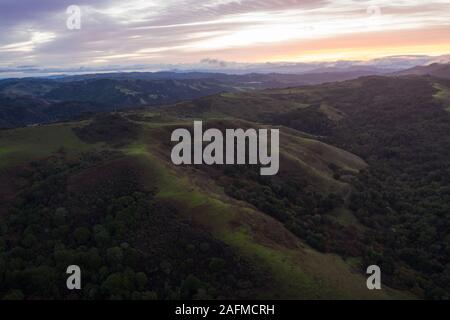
xmin=150 ymin=75 xmax=450 ymax=299
xmin=0 ymin=112 xmax=411 ymax=299
xmin=434 ymin=82 xmax=450 ymax=112
xmin=2 ymin=75 xmax=449 ymax=299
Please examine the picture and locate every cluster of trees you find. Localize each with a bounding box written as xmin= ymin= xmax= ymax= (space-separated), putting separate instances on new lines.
xmin=0 ymin=151 xmax=268 ymax=299
xmin=322 ymin=77 xmax=450 ymax=299
xmin=265 ymin=104 xmax=335 ymax=136
xmin=73 ymin=113 xmax=139 ymax=146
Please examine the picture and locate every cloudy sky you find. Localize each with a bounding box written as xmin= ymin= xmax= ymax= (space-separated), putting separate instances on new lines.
xmin=1 ymin=0 xmax=450 ymax=73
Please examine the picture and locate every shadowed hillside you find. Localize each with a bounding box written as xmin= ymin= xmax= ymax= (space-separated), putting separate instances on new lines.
xmin=1 ymin=75 xmax=449 ymax=300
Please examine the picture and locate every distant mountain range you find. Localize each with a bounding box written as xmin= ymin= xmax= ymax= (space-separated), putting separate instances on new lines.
xmin=2 ymin=54 xmax=449 ymax=78
xmin=1 ymin=62 xmax=449 ymax=129
xmin=0 ymin=70 xmax=381 ymax=128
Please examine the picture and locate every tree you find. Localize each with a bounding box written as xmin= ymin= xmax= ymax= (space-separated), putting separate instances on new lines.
xmin=74 ymin=227 xmax=90 ymax=245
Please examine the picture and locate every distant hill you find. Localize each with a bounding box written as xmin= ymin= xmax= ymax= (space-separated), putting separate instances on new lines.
xmin=392 ymin=63 xmax=450 ymax=79
xmin=0 ymin=70 xmax=379 ymax=128
xmin=55 ymin=70 xmax=378 ymax=84
xmin=0 ymin=93 xmax=111 ymax=128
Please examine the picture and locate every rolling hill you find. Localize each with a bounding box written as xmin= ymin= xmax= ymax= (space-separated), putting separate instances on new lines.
xmin=0 ymin=75 xmax=449 ymax=300
xmin=392 ymin=62 xmax=450 ymax=79
xmin=0 ymin=114 xmax=410 ymax=300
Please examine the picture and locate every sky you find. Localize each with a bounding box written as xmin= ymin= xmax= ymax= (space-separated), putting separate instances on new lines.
xmin=1 ymin=0 xmax=450 ymax=75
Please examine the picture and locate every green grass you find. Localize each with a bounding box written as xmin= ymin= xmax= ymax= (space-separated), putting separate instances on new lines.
xmin=223 ymin=227 xmax=323 ymax=299
xmin=0 ymin=146 xmax=14 ymax=156
xmin=0 ymin=122 xmax=99 ymax=169
xmin=319 ymin=104 xmax=345 ymax=121
xmin=433 ymin=83 xmax=450 ymax=112
xmin=330 ymin=207 xmax=365 ymax=230
xmin=220 ymin=92 xmax=239 ymax=98
xmin=280 ymin=130 xmax=366 ymax=194
xmin=125 ymin=143 xmax=232 ymax=214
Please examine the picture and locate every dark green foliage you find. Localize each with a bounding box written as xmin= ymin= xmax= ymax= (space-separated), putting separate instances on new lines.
xmin=0 ymin=93 xmax=108 ymax=128
xmin=2 ymin=75 xmax=450 ymax=300
xmin=265 ymin=105 xmax=334 ymax=135
xmin=318 ymin=77 xmax=450 ymax=299
xmin=189 ymin=76 xmax=450 ymax=299
xmin=0 ymin=152 xmax=268 ymax=300
xmin=73 ymin=114 xmax=139 ymax=146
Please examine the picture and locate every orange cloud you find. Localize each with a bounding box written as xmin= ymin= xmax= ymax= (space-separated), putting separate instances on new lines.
xmin=200 ymin=26 xmax=450 ymax=62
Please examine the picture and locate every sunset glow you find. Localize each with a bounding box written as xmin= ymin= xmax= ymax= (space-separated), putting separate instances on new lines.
xmin=0 ymin=0 xmax=449 ymax=71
